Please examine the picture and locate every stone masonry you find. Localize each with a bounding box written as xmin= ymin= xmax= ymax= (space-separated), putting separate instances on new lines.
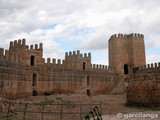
xmin=127 ymin=63 xmax=160 ymax=107
xmin=0 ymin=39 xmax=116 ymax=98
xmin=109 ymin=33 xmax=146 ymax=75
xmin=0 ymin=33 xmax=159 ymax=107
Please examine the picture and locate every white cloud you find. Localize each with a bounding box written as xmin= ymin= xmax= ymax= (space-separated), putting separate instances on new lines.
xmin=0 ymin=0 xmax=160 ymax=65
xmin=146 ymin=54 xmax=160 ymax=64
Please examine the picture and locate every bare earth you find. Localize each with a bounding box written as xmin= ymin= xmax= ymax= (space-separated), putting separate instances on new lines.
xmin=1 ymin=93 xmax=160 ymax=120
xmin=92 ymin=94 xmax=160 ymax=120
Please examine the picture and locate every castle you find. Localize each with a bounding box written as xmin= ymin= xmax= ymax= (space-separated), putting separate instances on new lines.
xmin=0 ymin=38 xmax=116 ymax=98
xmin=0 ymin=33 xmax=160 ymax=107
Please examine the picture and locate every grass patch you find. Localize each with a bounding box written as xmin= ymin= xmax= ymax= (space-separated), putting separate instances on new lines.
xmin=34 ymin=100 xmax=54 ymax=106
xmin=0 ymin=114 xmax=21 ymax=120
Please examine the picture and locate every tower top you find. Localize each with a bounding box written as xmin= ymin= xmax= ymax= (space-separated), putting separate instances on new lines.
xmin=9 ymin=39 xmax=43 ymax=51
xmin=110 ymin=33 xmax=144 ymax=39
xmin=109 ymin=33 xmax=146 ymax=75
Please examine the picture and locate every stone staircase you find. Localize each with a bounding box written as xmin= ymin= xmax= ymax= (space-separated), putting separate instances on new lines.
xmin=107 ymin=75 xmax=127 ymax=94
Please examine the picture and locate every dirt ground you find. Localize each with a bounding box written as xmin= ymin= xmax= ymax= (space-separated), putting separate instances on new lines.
xmin=92 ymin=94 xmax=160 ymax=120
xmin=1 ymin=93 xmax=160 ymax=120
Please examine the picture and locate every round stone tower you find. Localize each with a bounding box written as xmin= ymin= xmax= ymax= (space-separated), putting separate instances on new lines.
xmin=108 ymin=33 xmax=146 ymax=75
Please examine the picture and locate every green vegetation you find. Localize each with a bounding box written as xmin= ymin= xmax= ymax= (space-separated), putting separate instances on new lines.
xmin=34 ymin=99 xmax=54 ymax=106
xmin=0 ymin=114 xmax=21 ymax=120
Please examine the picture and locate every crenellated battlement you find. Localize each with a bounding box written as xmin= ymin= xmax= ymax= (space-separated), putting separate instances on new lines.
xmin=29 ymin=43 xmax=43 ymax=50
xmin=126 ymin=72 xmax=157 ymax=83
xmin=111 ymin=33 xmax=127 ymax=38
xmin=45 ymin=58 xmax=64 ymax=65
xmin=9 ymin=39 xmax=26 ymax=50
xmin=110 ymin=33 xmax=144 ymax=39
xmin=133 ymin=62 xmax=160 ymax=73
xmin=65 ymin=50 xmax=91 ymax=58
xmin=9 ymin=39 xmax=43 ymax=51
xmin=0 ymin=48 xmax=4 ymax=56
xmin=92 ymin=64 xmax=108 ymax=69
xmin=128 ymin=33 xmax=144 ymax=38
xmin=92 ymin=64 xmax=115 ymax=72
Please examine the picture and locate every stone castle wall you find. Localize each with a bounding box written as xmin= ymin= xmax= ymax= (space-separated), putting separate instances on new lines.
xmin=127 ymin=62 xmax=160 ymax=107
xmin=1 ymin=32 xmax=158 ymax=106
xmin=0 ymin=39 xmax=117 ymax=98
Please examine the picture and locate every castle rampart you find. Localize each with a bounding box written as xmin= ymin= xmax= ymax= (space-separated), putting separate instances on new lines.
xmin=110 ymin=33 xmax=144 ymax=39
xmin=0 ymin=48 xmax=4 ymax=59
xmin=127 ymin=61 xmax=160 ymax=107
xmin=0 ymin=39 xmax=117 ymax=98
xmin=45 ymin=58 xmax=64 ymax=67
xmin=91 ymin=64 xmax=115 ymax=72
xmin=9 ymin=39 xmax=43 ymax=51
xmin=132 ymin=62 xmax=160 ymax=73
xmin=65 ymin=50 xmax=91 ymax=58
xmin=1 ymin=32 xmax=158 ymax=104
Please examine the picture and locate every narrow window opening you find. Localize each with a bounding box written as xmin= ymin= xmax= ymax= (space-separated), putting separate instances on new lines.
xmin=32 ymin=74 xmax=37 ymax=86
xmin=32 ymin=90 xmax=38 ymax=96
xmin=0 ymin=81 xmax=3 ymax=87
xmin=87 ymin=89 xmax=91 ymax=96
xmin=30 ymin=55 xmax=35 ymax=66
xmin=87 ymin=76 xmax=90 ymax=86
xmin=83 ymin=62 xmax=86 ymax=70
xmin=124 ymin=64 xmax=128 ymax=74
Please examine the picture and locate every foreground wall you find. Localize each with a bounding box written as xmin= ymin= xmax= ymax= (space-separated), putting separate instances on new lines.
xmin=0 ymin=39 xmax=118 ymax=98
xmin=37 ymin=67 xmax=116 ymax=96
xmin=0 ymin=60 xmax=31 ymax=98
xmin=0 ymin=45 xmax=117 ymax=98
xmin=0 ymin=61 xmax=116 ymax=98
xmin=127 ymin=63 xmax=160 ymax=107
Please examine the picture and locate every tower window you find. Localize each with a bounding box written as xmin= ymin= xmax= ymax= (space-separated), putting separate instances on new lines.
xmin=32 ymin=74 xmax=37 ymax=86
xmin=32 ymin=90 xmax=38 ymax=96
xmin=0 ymin=81 xmax=3 ymax=87
xmin=87 ymin=89 xmax=91 ymax=96
xmin=124 ymin=64 xmax=128 ymax=74
xmin=87 ymin=76 xmax=90 ymax=86
xmin=30 ymin=55 xmax=35 ymax=66
xmin=83 ymin=62 xmax=86 ymax=70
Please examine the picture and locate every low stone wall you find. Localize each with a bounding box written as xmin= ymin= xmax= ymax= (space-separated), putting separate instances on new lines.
xmin=127 ymin=72 xmax=160 ymax=107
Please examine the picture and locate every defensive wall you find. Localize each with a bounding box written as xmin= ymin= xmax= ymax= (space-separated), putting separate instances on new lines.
xmin=127 ymin=62 xmax=160 ymax=107
xmin=0 ymin=39 xmax=117 ymax=98
xmin=1 ymin=32 xmax=159 ymax=107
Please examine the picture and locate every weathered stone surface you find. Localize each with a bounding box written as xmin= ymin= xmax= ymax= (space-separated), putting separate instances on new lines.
xmin=1 ymin=33 xmax=158 ymax=108
xmin=0 ymin=39 xmax=116 ymax=98
xmin=109 ymin=33 xmax=146 ymax=75
xmin=127 ymin=68 xmax=160 ymax=107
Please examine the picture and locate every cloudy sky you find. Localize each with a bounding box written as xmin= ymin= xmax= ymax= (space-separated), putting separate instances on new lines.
xmin=0 ymin=0 xmax=160 ymax=65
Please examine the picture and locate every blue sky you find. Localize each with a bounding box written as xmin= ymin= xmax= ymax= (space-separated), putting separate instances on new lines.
xmin=0 ymin=0 xmax=160 ymax=65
